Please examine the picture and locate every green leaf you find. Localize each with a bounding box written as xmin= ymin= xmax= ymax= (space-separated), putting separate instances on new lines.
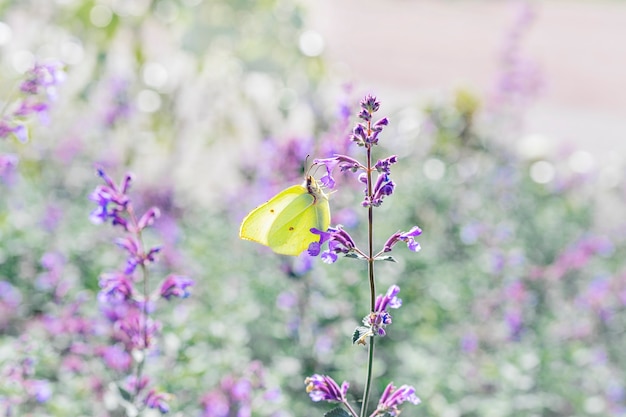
xmin=352 ymin=326 xmax=371 ymax=345
xmin=324 ymin=407 xmax=351 ymax=417
xmin=344 ymin=252 xmax=366 ymax=260
xmin=375 ymin=255 xmax=397 ymax=262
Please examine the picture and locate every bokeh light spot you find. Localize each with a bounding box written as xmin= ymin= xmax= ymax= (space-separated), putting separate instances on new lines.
xmin=12 ymin=50 xmax=35 ymax=73
xmin=0 ymin=22 xmax=13 ymax=45
xmin=137 ymin=89 xmax=161 ymax=113
xmin=423 ymin=158 xmax=446 ymax=180
xmin=568 ymin=150 xmax=594 ymax=174
xmin=298 ymin=30 xmax=324 ymax=57
xmin=529 ymin=160 xmax=554 ymax=184
xmin=90 ymin=5 xmax=113 ymax=28
xmin=142 ymin=62 xmax=168 ymax=89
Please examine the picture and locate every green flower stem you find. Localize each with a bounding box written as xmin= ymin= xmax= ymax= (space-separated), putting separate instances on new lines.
xmin=360 ymin=143 xmax=376 ymax=417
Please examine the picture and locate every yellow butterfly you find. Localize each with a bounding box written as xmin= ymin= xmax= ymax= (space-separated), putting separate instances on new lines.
xmin=239 ymin=176 xmax=331 ymax=256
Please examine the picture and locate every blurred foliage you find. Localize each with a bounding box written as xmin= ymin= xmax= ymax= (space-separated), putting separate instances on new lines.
xmin=1 ymin=1 xmax=626 ymax=417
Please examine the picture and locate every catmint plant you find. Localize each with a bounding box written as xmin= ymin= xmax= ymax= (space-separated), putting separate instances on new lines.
xmin=305 ymin=95 xmax=422 ymax=416
xmin=90 ymin=168 xmax=193 ymax=415
xmin=0 ymin=61 xmax=65 ymax=183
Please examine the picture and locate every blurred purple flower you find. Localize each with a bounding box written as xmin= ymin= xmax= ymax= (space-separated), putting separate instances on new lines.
xmin=304 ymin=374 xmax=349 ymax=403
xmin=159 ymin=274 xmax=194 ymax=300
xmin=0 ymin=153 xmax=19 ymax=184
xmin=375 ymin=382 xmax=421 ymax=416
xmin=25 ymin=379 xmax=52 ymax=403
xmin=89 ymin=169 xmax=133 ymax=229
xmin=19 ymin=61 xmax=65 ymax=99
xmin=144 ymin=389 xmax=171 ymax=413
xmin=115 ymin=311 xmax=160 ymax=350
xmin=98 ymin=272 xmax=134 ymax=301
xmin=97 ymin=345 xmax=132 ymax=372
xmin=461 ymin=332 xmax=479 ymax=354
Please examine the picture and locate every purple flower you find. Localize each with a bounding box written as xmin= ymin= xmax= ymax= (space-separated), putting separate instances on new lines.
xmin=126 ymin=375 xmax=150 ymax=394
xmin=308 ymin=225 xmax=357 ymax=263
xmin=355 ymin=285 xmax=403 ymax=345
xmin=374 ymin=155 xmax=398 ymax=174
xmin=116 ymin=236 xmax=162 ymax=274
xmin=115 ymin=310 xmax=160 ymax=350
xmin=26 ymin=379 xmax=52 ymax=403
xmin=89 ymin=169 xmax=133 ymax=229
xmin=98 ymin=272 xmax=134 ymax=301
xmin=383 ymin=226 xmax=422 ymax=253
xmin=19 ymin=61 xmax=65 ymax=98
xmin=313 ymin=155 xmax=363 ymax=189
xmin=365 ymin=172 xmax=395 ymax=207
xmin=350 ymin=95 xmax=388 ymax=146
xmin=375 ymin=383 xmax=421 ymax=416
xmin=97 ymin=344 xmax=132 ymax=372
xmin=375 ymin=285 xmax=403 ymax=312
xmin=304 ymin=374 xmax=349 ymax=403
xmin=144 ymin=389 xmax=171 ymax=413
xmin=159 ymin=275 xmax=194 ymax=300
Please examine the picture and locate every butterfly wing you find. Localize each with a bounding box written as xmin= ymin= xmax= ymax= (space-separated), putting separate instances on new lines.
xmin=267 ymin=190 xmax=330 ymax=256
xmin=239 ymin=185 xmax=306 ymax=247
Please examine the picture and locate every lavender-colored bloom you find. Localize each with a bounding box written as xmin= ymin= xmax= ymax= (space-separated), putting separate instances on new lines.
xmin=200 ymin=391 xmax=230 ymax=417
xmin=349 ymin=95 xmax=388 ymax=146
xmin=115 ymin=311 xmax=160 ymax=350
xmin=35 ymin=252 xmax=65 ymax=293
xmin=374 ymin=155 xmax=398 ymax=174
xmin=89 ymin=169 xmax=133 ymax=229
xmin=366 ymin=172 xmax=395 ymax=207
xmin=304 ymin=374 xmax=349 ymax=403
xmin=461 ymin=332 xmax=479 ymax=354
xmin=126 ymin=375 xmax=150 ymax=394
xmin=0 ymin=120 xmax=28 ymax=143
xmin=383 ymin=226 xmax=422 ymax=253
xmin=19 ymin=61 xmax=65 ymax=99
xmin=138 ymin=207 xmax=161 ymax=230
xmin=97 ymin=344 xmax=132 ymax=372
xmin=116 ymin=236 xmax=162 ymax=274
xmin=144 ymin=389 xmax=171 ymax=413
xmin=355 ymin=285 xmax=403 ymax=345
xmin=308 ymin=225 xmax=356 ymax=263
xmin=14 ymin=99 xmax=50 ymax=123
xmin=375 ymin=285 xmax=403 ymax=312
xmin=98 ymin=272 xmax=134 ymax=301
xmin=505 ymin=308 xmax=524 ymax=341
xmin=159 ymin=275 xmax=194 ymax=300
xmin=26 ymin=379 xmax=52 ymax=403
xmin=375 ymin=382 xmax=421 ymax=416
xmin=313 ymin=155 xmax=363 ymax=189
xmin=360 ymin=94 xmax=380 ymax=118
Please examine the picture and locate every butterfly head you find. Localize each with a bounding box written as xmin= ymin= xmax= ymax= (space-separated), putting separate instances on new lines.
xmin=305 ymin=175 xmax=328 ymax=203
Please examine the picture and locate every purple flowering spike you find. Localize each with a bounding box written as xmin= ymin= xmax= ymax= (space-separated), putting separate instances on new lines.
xmin=304 ymin=374 xmax=349 ymax=403
xmin=160 ymin=275 xmax=194 ymax=300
